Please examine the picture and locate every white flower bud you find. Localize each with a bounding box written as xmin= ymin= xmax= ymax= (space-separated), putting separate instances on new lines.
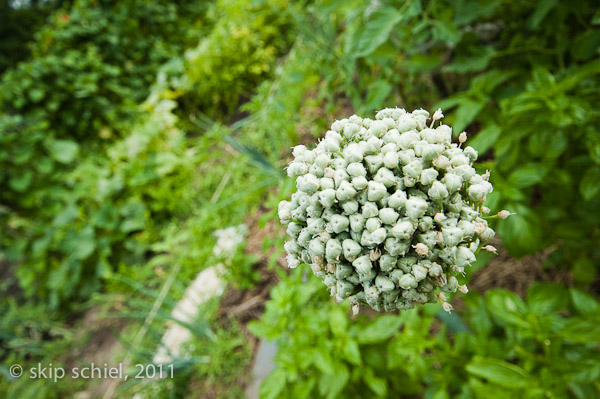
xmin=367 ymin=181 xmax=387 ymax=201
xmin=379 ymin=208 xmax=399 ymax=225
xmin=287 ymin=161 xmax=308 ymax=177
xmin=420 ymin=168 xmax=439 ymax=186
xmin=349 ymin=214 xmax=366 ymax=232
xmin=498 ymin=210 xmax=513 ymax=219
xmin=432 ymin=108 xmax=443 ymax=121
xmin=353 ymin=255 xmax=373 ymax=274
xmin=398 ymin=274 xmax=418 ymax=289
xmin=428 ymin=181 xmax=449 ymax=200
xmin=434 ymin=213 xmax=446 ymax=223
xmin=336 ymin=180 xmax=357 ymax=202
xmin=413 ymin=243 xmax=429 ymax=256
xmin=370 ymin=228 xmax=387 ymax=245
xmin=383 ymin=151 xmax=399 ymax=168
xmin=342 ymin=239 xmax=362 ymax=259
xmin=318 ymin=189 xmax=336 ymax=208
xmin=432 ymin=155 xmax=450 ymax=169
xmin=442 ymin=302 xmax=453 ymax=313
xmin=435 ymin=125 xmax=452 ymax=144
xmin=287 ymin=254 xmax=300 ymax=268
xmin=412 ymin=264 xmax=428 ymax=282
xmin=482 ymin=245 xmax=498 ymax=254
xmin=369 ymin=120 xmax=387 ymax=137
xmin=458 ymin=132 xmax=467 ymax=143
xmin=375 ymin=275 xmax=395 ymax=292
xmin=405 ymin=197 xmax=428 ymax=220
xmin=343 ymin=143 xmax=364 ymax=163
xmin=341 ymin=200 xmax=359 ymax=215
xmin=364 ymin=154 xmax=384 ymax=174
xmin=440 ymin=174 xmax=461 ymax=194
xmin=374 ymin=167 xmax=396 ymax=187
xmin=459 ymin=284 xmax=469 ymax=294
xmin=329 ymin=214 xmax=349 ymax=234
xmin=347 ymin=162 xmax=367 ymax=177
xmin=326 ymin=239 xmax=342 ymax=261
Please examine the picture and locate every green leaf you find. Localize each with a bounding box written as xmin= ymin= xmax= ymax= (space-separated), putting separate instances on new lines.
xmin=342 ymin=339 xmax=362 ymax=365
xmin=497 ymin=204 xmax=543 ymax=257
xmin=508 ymin=163 xmax=549 ymax=188
xmin=329 ymin=308 xmax=349 ymax=336
xmin=431 ymin=20 xmax=460 ymax=44
xmin=572 ymin=256 xmax=597 ymax=284
xmin=580 ymin=166 xmax=600 ymax=201
xmin=259 ymin=369 xmax=287 ymax=399
xmin=45 ymin=139 xmax=80 ymax=164
xmin=558 ymin=318 xmax=600 ymax=343
xmin=485 ymin=289 xmax=529 ymax=328
xmin=570 ymin=288 xmax=600 ymax=316
xmin=9 ymin=170 xmax=33 ymax=192
xmin=526 ymin=283 xmax=568 ymax=315
xmin=363 ymin=80 xmax=392 ymax=113
xmin=465 ymin=356 xmax=531 ymax=389
xmin=363 ymin=368 xmax=387 ymax=397
xmin=357 ymin=315 xmax=402 ymax=343
xmin=443 ymin=46 xmax=495 ymax=73
xmin=452 ymin=99 xmax=484 ymax=133
xmin=468 ymin=123 xmax=501 ymax=154
xmin=528 ymin=0 xmax=558 ymax=29
xmin=324 ymin=363 xmax=349 ymax=399
xmin=313 ymin=350 xmax=335 ymax=374
xmin=354 ymin=8 xmax=403 ymax=57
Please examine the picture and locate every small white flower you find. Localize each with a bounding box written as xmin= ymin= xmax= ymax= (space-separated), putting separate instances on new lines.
xmin=442 ymin=302 xmax=454 ymax=313
xmin=459 ymin=284 xmax=469 ymax=294
xmin=458 ymin=131 xmax=467 ymax=144
xmin=413 ymin=243 xmax=429 ymax=256
xmin=498 ymin=210 xmax=514 ymax=219
xmin=481 ymin=206 xmax=490 ymax=214
xmin=434 ymin=213 xmax=447 ymax=223
xmin=482 ymin=245 xmax=498 ymax=254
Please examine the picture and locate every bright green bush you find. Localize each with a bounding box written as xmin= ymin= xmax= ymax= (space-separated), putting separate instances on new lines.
xmin=178 ymin=0 xmax=302 ymax=117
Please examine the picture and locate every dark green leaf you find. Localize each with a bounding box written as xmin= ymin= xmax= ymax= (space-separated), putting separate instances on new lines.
xmin=468 ymin=123 xmax=501 ymax=154
xmin=526 ymin=283 xmax=568 ymax=315
xmin=580 ymin=167 xmax=600 ymax=201
xmin=485 ymin=289 xmax=529 ymax=328
xmin=452 ymin=99 xmax=484 ymax=133
xmin=354 ymin=8 xmax=402 ymax=57
xmin=570 ymin=288 xmax=600 ymax=316
xmin=508 ymin=163 xmax=549 ymax=188
xmin=465 ymin=356 xmax=531 ymax=389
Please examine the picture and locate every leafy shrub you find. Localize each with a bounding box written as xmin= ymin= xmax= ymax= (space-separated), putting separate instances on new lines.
xmin=330 ymin=0 xmax=600 ymax=277
xmin=178 ymin=0 xmax=302 ymax=117
xmin=251 ymin=270 xmax=600 ymax=399
xmin=0 ymin=0 xmax=206 ymax=216
xmin=249 ymin=268 xmax=438 ymax=399
xmin=7 ymin=98 xmax=199 ymax=307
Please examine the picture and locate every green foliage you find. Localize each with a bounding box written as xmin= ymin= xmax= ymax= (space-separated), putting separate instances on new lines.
xmin=249 ymin=269 xmax=439 ymax=399
xmin=252 ymin=272 xmax=600 ymax=399
xmin=179 ymin=0 xmax=302 ymax=117
xmin=330 ymin=0 xmax=600 ymax=275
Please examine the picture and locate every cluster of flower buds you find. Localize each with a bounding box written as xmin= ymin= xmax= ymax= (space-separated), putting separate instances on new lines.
xmin=278 ymin=108 xmax=511 ymax=313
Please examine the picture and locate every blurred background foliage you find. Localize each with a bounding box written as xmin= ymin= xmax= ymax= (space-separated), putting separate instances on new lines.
xmin=0 ymin=0 xmax=598 ymax=398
